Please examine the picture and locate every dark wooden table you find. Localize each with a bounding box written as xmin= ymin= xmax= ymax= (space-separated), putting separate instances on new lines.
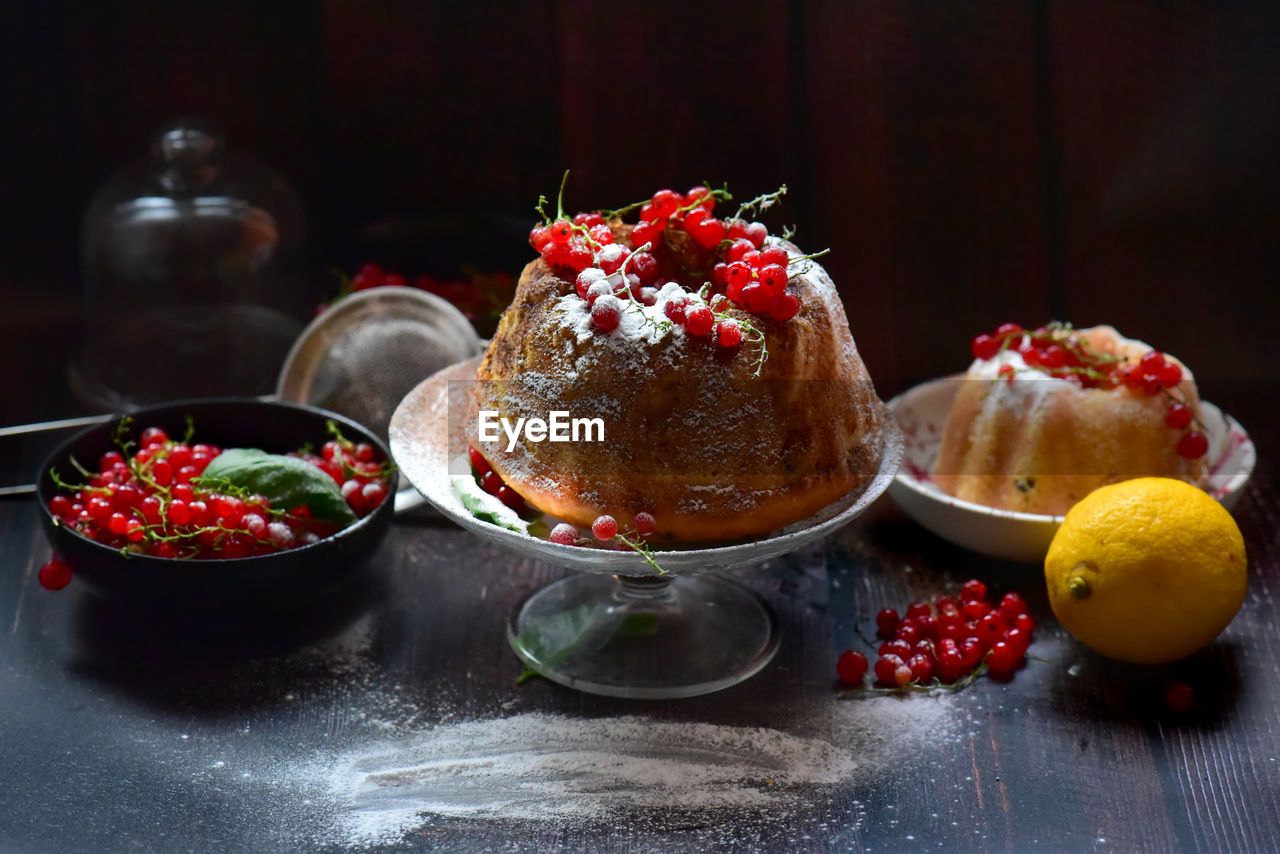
xmin=1 ymin=272 xmax=1277 ymax=854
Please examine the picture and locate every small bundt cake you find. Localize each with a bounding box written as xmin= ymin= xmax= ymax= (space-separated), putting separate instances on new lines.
xmin=467 ymin=184 xmax=886 ymax=542
xmin=931 ymin=322 xmax=1210 ymax=515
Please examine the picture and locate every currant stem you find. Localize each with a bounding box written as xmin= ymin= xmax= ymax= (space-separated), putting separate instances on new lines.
xmin=732 ymin=184 xmax=788 ymax=222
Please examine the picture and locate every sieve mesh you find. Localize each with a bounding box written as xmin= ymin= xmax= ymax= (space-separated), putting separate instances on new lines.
xmin=275 ymin=287 xmax=484 ymax=443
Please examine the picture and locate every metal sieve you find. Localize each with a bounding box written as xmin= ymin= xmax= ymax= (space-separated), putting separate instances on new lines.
xmin=274 ymin=287 xmax=485 ymax=513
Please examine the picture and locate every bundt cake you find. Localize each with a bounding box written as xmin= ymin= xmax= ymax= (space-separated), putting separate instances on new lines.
xmin=466 ymin=183 xmax=886 ymax=542
xmin=931 ymin=322 xmax=1210 ymax=516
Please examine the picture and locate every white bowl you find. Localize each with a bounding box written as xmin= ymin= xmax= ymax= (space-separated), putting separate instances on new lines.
xmin=886 ymin=377 xmax=1256 ymax=564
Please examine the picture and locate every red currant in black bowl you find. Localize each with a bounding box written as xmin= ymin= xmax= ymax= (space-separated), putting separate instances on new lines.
xmin=36 ymin=398 xmax=396 ymax=604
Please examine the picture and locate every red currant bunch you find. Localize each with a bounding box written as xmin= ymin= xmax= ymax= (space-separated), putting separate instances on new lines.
xmin=467 ymin=445 xmax=529 ymax=514
xmin=44 ymin=422 xmax=392 ymax=575
xmin=327 ymin=262 xmax=516 ymax=322
xmin=969 ymin=321 xmax=1207 ymax=460
xmin=836 ymin=578 xmax=1035 ymax=690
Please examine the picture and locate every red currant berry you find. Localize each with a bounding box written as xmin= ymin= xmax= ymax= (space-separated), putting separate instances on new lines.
xmin=48 ymin=494 xmax=73 ymax=519
xmin=1002 ymin=626 xmax=1031 ymax=657
xmin=685 ymin=305 xmax=715 ymax=337
xmin=687 ymin=216 xmax=727 ymax=250
xmin=739 ymin=283 xmax=776 ymax=314
xmin=266 ymin=521 xmax=296 ymax=550
xmin=138 ymin=495 xmax=162 ymax=525
xmin=647 ymin=189 xmax=678 ymax=218
xmin=874 ymin=653 xmax=906 ymax=687
xmin=960 ymin=635 xmax=987 ymax=665
xmin=481 ymin=470 xmax=504 ymax=496
xmin=634 ymin=512 xmax=657 ymax=536
xmin=550 ymin=523 xmax=579 ymax=546
xmin=959 ymin=578 xmax=987 ymax=603
xmin=716 ymin=319 xmax=743 ymax=348
xmin=151 ymin=459 xmax=173 ymax=487
xmin=591 ymin=295 xmax=622 ymax=332
xmin=905 ymin=601 xmax=931 ymax=621
xmin=742 ymin=221 xmax=768 ymax=248
xmin=565 ymin=242 xmax=594 ymax=271
xmin=187 ymin=500 xmax=211 ymax=527
xmin=1139 ymin=350 xmax=1167 ymax=374
xmin=1165 ymin=403 xmax=1194 ymax=430
xmin=585 ymin=279 xmax=615 ymax=307
xmin=140 ymin=426 xmax=169 ymax=448
xmin=876 ymin=608 xmax=900 ymax=639
xmin=684 ymin=186 xmax=715 ymax=211
xmin=596 ymin=244 xmax=632 ymax=275
xmin=362 ymin=481 xmax=388 ymax=509
xmin=836 ymin=649 xmax=868 ymax=684
xmin=1166 ymin=682 xmax=1196 ymax=714
xmin=629 ymin=251 xmax=659 ymax=283
xmin=710 ymin=262 xmax=730 ymax=288
xmin=496 ymin=485 xmax=526 ymax=513
xmin=759 ymin=246 xmax=789 ymax=268
xmin=968 ymin=333 xmax=999 ymax=360
xmin=588 ymin=224 xmax=614 ymax=247
xmin=664 ymin=295 xmax=689 ymax=324
xmin=468 ymin=445 xmax=492 ymax=476
xmin=998 ymin=591 xmax=1028 ymax=620
xmin=935 ymin=649 xmax=967 ymax=683
xmin=549 ymin=219 xmax=573 ymax=243
xmin=994 ymin=322 xmax=1023 ymax=338
xmin=987 ymin=640 xmax=1021 ymax=675
xmin=769 ymin=292 xmax=800 ymax=321
xmin=99 ymin=450 xmax=125 ymax=472
xmin=631 ymin=219 xmax=664 ymax=250
xmin=725 ymin=239 xmax=755 ymax=263
xmin=243 ymin=512 xmax=268 ymax=538
xmin=907 ymin=653 xmax=934 ymax=683
xmin=124 ymin=518 xmax=145 ymax=542
xmin=38 ymin=557 xmax=72 ymax=590
xmin=591 ymin=515 xmax=618 ymax=541
xmin=757 ymin=264 xmax=788 ymax=294
xmin=879 ymin=639 xmax=912 ymax=660
xmin=895 ymin=621 xmax=920 ymax=645
xmin=1177 ymin=431 xmax=1209 ymax=460
xmin=168 ymin=499 xmax=191 ymax=526
xmin=726 ymin=262 xmax=753 ymax=290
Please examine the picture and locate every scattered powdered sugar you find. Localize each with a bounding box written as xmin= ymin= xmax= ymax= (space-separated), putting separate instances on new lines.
xmin=556 ymin=281 xmax=690 ymax=348
xmin=294 ymin=694 xmax=960 ymax=848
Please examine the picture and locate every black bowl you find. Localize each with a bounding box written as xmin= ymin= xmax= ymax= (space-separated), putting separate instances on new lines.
xmin=36 ymin=398 xmax=395 ymax=604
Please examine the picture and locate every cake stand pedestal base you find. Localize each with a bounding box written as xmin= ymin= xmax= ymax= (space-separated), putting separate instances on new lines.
xmin=508 ymin=572 xmax=779 ymax=699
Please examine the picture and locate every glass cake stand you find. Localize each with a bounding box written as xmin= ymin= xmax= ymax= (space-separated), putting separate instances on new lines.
xmin=389 ymin=358 xmax=903 ymax=699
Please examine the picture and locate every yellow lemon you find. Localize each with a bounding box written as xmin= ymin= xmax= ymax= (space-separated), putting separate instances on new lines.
xmin=1044 ymin=477 xmax=1247 ymax=664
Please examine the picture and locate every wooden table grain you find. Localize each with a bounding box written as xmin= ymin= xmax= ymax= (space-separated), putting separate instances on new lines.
xmin=0 ymin=279 xmax=1276 ymax=853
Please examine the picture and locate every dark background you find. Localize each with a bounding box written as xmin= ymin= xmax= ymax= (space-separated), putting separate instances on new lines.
xmin=2 ymin=6 xmax=1280 ymax=852
xmin=3 ymin=1 xmax=1278 ymax=425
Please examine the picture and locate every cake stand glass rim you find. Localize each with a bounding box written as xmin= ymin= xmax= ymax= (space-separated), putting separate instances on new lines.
xmin=389 ymin=361 xmax=903 ymax=576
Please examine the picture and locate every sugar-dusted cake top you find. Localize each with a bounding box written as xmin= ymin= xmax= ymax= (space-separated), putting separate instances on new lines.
xmin=525 ymin=180 xmax=837 ymax=378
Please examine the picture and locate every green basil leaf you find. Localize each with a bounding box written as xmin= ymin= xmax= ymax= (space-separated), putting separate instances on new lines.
xmin=452 ymin=474 xmax=529 ymax=534
xmin=198 ymin=448 xmax=358 ymax=527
